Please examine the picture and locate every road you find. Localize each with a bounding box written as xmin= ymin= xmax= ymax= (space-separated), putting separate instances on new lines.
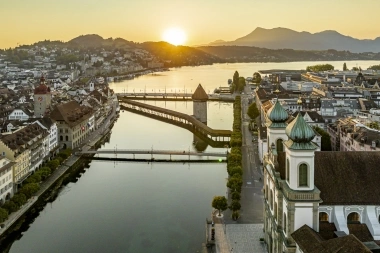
xmin=224 ymin=84 xmax=264 ymax=224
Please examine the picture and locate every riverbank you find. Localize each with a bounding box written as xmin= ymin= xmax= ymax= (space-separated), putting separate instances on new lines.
xmin=0 ymin=105 xmax=118 ymax=239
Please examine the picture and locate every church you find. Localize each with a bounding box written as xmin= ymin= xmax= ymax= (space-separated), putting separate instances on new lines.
xmin=263 ymin=100 xmax=380 ymax=253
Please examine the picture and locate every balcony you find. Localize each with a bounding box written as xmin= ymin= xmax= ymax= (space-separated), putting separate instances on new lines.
xmin=282 ymin=182 xmax=321 ymax=202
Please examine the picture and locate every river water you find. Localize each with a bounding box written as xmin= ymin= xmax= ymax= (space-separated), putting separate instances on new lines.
xmin=8 ymin=61 xmax=378 ymax=253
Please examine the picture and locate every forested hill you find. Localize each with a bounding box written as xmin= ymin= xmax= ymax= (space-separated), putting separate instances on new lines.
xmin=197 ymin=46 xmax=380 ymax=62
xmin=139 ymin=41 xmax=222 ymax=66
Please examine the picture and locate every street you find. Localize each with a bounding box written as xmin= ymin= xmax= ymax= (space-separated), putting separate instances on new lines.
xmin=224 ymin=84 xmax=263 ymax=224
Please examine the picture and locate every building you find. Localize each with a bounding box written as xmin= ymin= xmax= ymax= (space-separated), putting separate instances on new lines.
xmin=34 ymin=76 xmax=52 ymax=117
xmin=292 ymin=111 xmax=325 ymax=129
xmin=8 ymin=108 xmax=33 ymax=122
xmin=263 ymin=101 xmax=380 ymax=253
xmin=0 ymin=157 xmax=15 ymax=205
xmin=50 ymin=101 xmax=94 ymax=149
xmin=192 ymin=84 xmax=208 ymax=124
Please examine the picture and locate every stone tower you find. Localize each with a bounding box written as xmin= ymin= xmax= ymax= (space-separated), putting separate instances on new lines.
xmin=192 ymin=84 xmax=208 ymax=124
xmin=34 ymin=76 xmax=51 ymax=117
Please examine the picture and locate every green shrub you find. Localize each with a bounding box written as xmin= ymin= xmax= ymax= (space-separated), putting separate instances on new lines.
xmin=231 ymin=191 xmax=241 ymax=201
xmin=19 ymin=183 xmax=40 ymax=199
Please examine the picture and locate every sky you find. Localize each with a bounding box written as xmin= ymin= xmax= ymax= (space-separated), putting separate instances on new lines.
xmin=1 ymin=0 xmax=380 ymax=49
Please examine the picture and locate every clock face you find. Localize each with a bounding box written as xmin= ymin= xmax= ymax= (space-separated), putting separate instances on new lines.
xmin=38 ymin=96 xmax=43 ymax=102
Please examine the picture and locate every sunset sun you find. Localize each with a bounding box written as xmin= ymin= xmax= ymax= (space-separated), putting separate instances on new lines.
xmin=162 ymin=28 xmax=187 ymax=46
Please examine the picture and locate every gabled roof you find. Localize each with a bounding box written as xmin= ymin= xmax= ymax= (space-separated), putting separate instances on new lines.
xmin=292 ymin=111 xmax=325 ymax=123
xmin=192 ymin=84 xmax=208 ymax=101
xmin=292 ymin=225 xmax=371 ymax=253
xmin=50 ymin=101 xmax=93 ymax=127
xmin=315 ymin=151 xmax=380 ymax=205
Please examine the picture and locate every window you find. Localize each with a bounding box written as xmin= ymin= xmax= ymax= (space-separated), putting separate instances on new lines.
xmin=270 ymin=190 xmax=273 ymax=210
xmin=298 ymin=163 xmax=308 ymax=187
xmin=319 ymin=212 xmax=329 ymax=222
xmin=60 ymin=136 xmax=63 ymax=141
xmin=283 ymin=213 xmax=287 ymax=233
xmin=347 ymin=212 xmax=360 ymax=224
xmin=274 ymin=202 xmax=278 ymax=219
xmin=276 ymin=139 xmax=283 ymax=153
xmin=66 ymin=136 xmax=68 ymax=141
xmin=286 ymin=159 xmax=290 ymax=182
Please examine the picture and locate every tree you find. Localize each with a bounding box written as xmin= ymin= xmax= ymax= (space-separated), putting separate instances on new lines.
xmin=232 ymin=211 xmax=239 ymax=220
xmin=306 ymin=64 xmax=334 ymax=72
xmin=47 ymin=159 xmax=60 ymax=170
xmin=253 ymin=72 xmax=262 ymax=83
xmin=238 ymin=77 xmax=246 ymax=92
xmin=229 ymin=200 xmax=241 ymax=211
xmin=2 ymin=201 xmax=18 ymax=213
xmin=19 ymin=183 xmax=40 ymax=199
xmin=24 ymin=173 xmax=41 ymax=184
xmin=12 ymin=193 xmax=27 ymax=207
xmin=247 ymin=103 xmax=260 ymax=120
xmin=343 ymin=62 xmax=348 ymax=71
xmin=0 ymin=208 xmax=8 ymax=222
xmin=368 ymin=65 xmax=380 ymax=71
xmin=233 ymin=71 xmax=239 ymax=86
xmin=367 ymin=122 xmax=380 ymax=130
xmin=227 ymin=175 xmax=243 ymax=193
xmin=313 ymin=127 xmax=332 ymax=151
xmin=212 ymin=196 xmax=228 ymax=216
xmin=352 ymin=67 xmax=360 ymax=71
xmin=231 ymin=192 xmax=241 ymax=201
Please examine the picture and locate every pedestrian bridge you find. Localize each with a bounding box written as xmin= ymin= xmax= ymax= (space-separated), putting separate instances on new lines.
xmin=118 ymin=98 xmax=232 ymax=142
xmin=77 ymin=149 xmax=228 ymax=163
xmin=116 ymin=93 xmax=235 ymax=102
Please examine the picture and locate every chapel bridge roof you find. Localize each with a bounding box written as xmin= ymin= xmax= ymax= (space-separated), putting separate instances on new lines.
xmin=119 ymin=98 xmax=231 ymax=137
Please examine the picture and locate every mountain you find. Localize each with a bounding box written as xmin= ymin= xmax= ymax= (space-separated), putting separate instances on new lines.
xmin=208 ymin=27 xmax=380 ymax=53
xmin=67 ymin=34 xmax=136 ymax=49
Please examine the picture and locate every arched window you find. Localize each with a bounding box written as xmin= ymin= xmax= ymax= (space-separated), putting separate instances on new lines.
xmin=298 ymin=163 xmax=308 ymax=187
xmin=60 ymin=135 xmax=63 ymax=141
xmin=283 ymin=212 xmax=287 ymax=233
xmin=286 ymin=159 xmax=290 ymax=182
xmin=65 ymin=136 xmax=69 ymax=141
xmin=276 ymin=139 xmax=283 ymax=153
xmin=347 ymin=212 xmax=360 ymax=224
xmin=319 ymin=212 xmax=329 ymax=222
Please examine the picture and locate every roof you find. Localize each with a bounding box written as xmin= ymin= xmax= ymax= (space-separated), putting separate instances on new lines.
xmin=315 ymin=151 xmax=380 ymax=205
xmin=292 ymin=111 xmax=325 ymax=123
xmin=291 ymin=225 xmax=371 ymax=253
xmin=285 ymin=113 xmax=316 ymax=149
xmin=34 ymin=76 xmax=51 ymax=95
xmin=192 ymin=84 xmax=208 ymax=101
xmin=50 ymin=101 xmax=93 ymax=128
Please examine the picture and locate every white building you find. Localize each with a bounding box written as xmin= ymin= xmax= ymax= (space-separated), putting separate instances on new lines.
xmin=8 ymin=109 xmax=32 ymax=121
xmin=0 ymin=157 xmax=14 ymax=205
xmin=263 ymin=100 xmax=380 ymax=253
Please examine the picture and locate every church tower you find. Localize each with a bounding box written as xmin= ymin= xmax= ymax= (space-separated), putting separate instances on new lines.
xmin=265 ymin=99 xmax=289 ymax=153
xmin=192 ymin=84 xmax=208 ymax=124
xmin=34 ymin=76 xmax=51 ymax=117
xmin=280 ymin=113 xmax=320 ymax=251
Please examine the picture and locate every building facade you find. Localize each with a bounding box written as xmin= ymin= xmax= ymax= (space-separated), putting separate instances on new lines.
xmin=34 ymin=76 xmax=52 ymax=117
xmin=0 ymin=157 xmax=15 ymax=205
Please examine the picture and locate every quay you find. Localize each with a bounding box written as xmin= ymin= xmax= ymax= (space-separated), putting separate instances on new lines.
xmin=119 ymin=99 xmax=232 ymax=142
xmin=0 ymin=102 xmax=117 ymax=238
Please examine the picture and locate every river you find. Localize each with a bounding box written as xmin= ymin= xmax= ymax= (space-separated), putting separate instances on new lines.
xmin=7 ymin=61 xmax=378 ymax=253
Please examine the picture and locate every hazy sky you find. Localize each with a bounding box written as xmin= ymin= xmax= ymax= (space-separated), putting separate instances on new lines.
xmin=1 ymin=0 xmax=380 ymax=49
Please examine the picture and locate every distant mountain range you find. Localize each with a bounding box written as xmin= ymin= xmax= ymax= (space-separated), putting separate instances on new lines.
xmin=207 ymin=27 xmax=380 ymax=53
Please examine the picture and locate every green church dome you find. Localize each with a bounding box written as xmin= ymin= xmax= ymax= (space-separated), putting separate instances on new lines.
xmin=268 ymin=100 xmax=289 ymax=123
xmin=285 ymin=113 xmax=315 ymax=143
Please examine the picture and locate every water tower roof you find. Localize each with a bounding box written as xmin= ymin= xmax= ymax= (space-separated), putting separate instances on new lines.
xmin=192 ymin=84 xmax=208 ymax=101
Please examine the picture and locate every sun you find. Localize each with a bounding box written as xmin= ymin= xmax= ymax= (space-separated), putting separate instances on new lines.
xmin=162 ymin=28 xmax=187 ymax=46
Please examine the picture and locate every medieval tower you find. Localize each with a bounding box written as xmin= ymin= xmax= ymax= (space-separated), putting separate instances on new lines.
xmin=192 ymin=84 xmax=208 ymax=124
xmin=34 ymin=76 xmax=52 ymax=117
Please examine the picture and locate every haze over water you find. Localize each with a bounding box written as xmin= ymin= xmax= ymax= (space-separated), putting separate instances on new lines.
xmin=8 ymin=61 xmax=378 ymax=253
